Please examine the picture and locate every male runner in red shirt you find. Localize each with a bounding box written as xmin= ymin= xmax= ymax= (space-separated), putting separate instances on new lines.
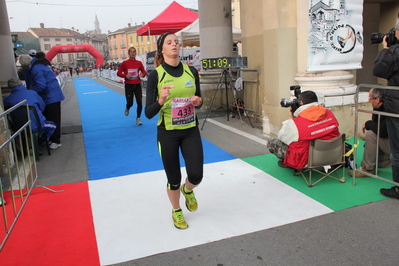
xmin=117 ymin=47 xmax=147 ymax=125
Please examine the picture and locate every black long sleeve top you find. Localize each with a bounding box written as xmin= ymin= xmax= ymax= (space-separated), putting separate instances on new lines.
xmin=373 ymin=42 xmax=399 ymax=114
xmin=365 ymin=105 xmax=388 ymax=138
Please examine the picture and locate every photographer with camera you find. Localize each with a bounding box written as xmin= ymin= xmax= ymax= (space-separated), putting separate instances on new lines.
xmin=372 ymin=16 xmax=399 ymax=199
xmin=348 ymin=88 xmax=391 ymax=177
xmin=267 ymin=90 xmax=340 ymax=169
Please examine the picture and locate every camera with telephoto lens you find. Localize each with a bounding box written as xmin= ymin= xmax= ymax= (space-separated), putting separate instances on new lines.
xmin=280 ymin=85 xmax=301 ymax=113
xmin=370 ymin=28 xmax=398 ymax=47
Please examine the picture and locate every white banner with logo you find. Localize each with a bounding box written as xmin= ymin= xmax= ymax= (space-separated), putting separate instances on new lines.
xmin=307 ymin=0 xmax=364 ymax=71
xmin=180 ymin=48 xmax=201 ymax=71
xmin=137 ymin=48 xmax=201 ymax=74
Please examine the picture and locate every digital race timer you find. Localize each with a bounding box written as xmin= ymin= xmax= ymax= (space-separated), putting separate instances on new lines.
xmin=201 ymin=57 xmax=247 ymax=70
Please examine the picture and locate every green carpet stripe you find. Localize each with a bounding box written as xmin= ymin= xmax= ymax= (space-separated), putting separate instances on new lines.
xmin=242 ymin=138 xmax=391 ymax=211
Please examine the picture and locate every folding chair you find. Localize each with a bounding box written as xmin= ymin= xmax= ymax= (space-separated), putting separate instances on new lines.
xmin=8 ymin=105 xmax=51 ymax=161
xmin=296 ymin=134 xmax=346 ymax=187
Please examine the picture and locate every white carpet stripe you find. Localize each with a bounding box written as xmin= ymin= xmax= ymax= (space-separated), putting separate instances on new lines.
xmin=89 ymin=159 xmax=332 ymax=265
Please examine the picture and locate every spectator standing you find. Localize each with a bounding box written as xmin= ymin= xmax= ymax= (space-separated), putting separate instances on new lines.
xmin=372 ymin=17 xmax=399 ymax=198
xmin=29 ymin=51 xmax=65 ymax=149
xmin=19 ymin=54 xmax=34 ymax=89
xmin=29 ymin=49 xmax=36 ymax=58
xmin=14 ymin=51 xmax=18 ymax=63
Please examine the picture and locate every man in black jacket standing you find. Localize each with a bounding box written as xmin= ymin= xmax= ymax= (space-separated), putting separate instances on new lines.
xmin=349 ymin=88 xmax=390 ymax=177
xmin=373 ymin=16 xmax=399 ymax=198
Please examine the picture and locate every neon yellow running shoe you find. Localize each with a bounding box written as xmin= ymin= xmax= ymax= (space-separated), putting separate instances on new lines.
xmin=172 ymin=209 xmax=188 ymax=229
xmin=180 ymin=184 xmax=198 ymax=212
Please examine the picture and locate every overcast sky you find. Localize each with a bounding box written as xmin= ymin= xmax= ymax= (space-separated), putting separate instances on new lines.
xmin=6 ymin=0 xmax=198 ymax=33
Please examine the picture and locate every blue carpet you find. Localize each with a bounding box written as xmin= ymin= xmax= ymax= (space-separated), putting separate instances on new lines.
xmin=74 ymin=78 xmax=235 ymax=180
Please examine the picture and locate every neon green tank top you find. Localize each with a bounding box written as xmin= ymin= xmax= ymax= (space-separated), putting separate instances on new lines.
xmin=156 ymin=63 xmax=197 ymax=130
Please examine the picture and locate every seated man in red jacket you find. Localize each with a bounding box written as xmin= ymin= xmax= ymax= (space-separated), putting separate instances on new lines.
xmin=267 ymin=90 xmax=341 ymax=169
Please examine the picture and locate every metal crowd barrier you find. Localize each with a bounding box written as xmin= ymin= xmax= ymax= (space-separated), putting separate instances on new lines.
xmin=98 ymin=69 xmax=125 ymax=83
xmin=0 ymin=100 xmax=65 ymax=251
xmin=353 ymin=84 xmax=399 ymax=186
xmin=0 ymin=100 xmax=38 ymax=250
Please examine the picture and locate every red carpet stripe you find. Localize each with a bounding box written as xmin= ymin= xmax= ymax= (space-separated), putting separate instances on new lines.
xmin=0 ymin=182 xmax=100 ymax=266
xmin=0 ymin=190 xmax=25 ymax=240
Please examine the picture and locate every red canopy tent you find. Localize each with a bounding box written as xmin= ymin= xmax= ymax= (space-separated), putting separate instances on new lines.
xmin=136 ymin=1 xmax=198 ymax=36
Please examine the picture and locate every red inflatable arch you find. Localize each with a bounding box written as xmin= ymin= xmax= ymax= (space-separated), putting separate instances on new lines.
xmin=45 ymin=44 xmax=104 ymax=69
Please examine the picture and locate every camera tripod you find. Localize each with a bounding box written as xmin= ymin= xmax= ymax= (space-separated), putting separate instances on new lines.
xmin=201 ymin=69 xmax=253 ymax=130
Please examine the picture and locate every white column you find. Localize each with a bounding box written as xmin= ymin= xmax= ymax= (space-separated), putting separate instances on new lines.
xmin=295 ymin=70 xmax=361 ymax=107
xmin=0 ymin=0 xmax=17 ymax=87
xmin=198 ymin=0 xmax=234 ymax=59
